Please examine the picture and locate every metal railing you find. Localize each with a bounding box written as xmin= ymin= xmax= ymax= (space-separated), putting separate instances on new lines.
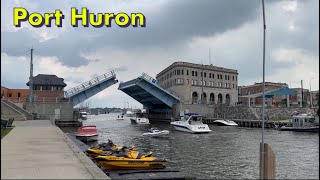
xmin=24 ymin=97 xmax=71 ymax=103
xmin=64 ymin=70 xmax=115 ymax=98
xmin=139 ymin=72 xmax=181 ymax=101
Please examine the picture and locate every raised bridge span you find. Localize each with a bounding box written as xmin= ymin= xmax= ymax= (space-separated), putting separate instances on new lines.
xmin=64 ymin=71 xmax=118 ymax=106
xmin=118 ymin=73 xmax=181 ymax=113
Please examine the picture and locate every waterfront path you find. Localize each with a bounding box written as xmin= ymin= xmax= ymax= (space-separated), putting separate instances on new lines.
xmin=1 ymin=120 xmax=110 ymax=179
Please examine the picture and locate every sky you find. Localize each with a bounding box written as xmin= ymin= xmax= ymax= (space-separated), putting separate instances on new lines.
xmin=1 ymin=0 xmax=319 ymax=108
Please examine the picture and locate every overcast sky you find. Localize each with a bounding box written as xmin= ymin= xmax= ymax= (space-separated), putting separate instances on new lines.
xmin=1 ymin=0 xmax=319 ymax=108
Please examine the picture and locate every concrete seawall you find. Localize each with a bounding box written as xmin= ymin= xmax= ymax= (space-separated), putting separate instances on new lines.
xmin=1 ymin=120 xmax=109 ymax=179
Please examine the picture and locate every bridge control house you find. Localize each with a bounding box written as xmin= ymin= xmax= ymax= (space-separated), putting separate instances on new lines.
xmin=156 ymin=62 xmax=239 ymax=106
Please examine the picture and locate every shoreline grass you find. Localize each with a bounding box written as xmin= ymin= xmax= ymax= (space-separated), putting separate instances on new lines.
xmin=1 ymin=127 xmax=13 ymax=139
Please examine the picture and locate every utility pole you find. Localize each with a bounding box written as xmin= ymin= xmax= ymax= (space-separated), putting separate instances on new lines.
xmin=201 ymin=63 xmax=204 ymax=115
xmin=309 ymin=78 xmax=315 ymax=108
xmin=29 ymin=48 xmax=34 ymax=103
xmin=301 ymin=80 xmax=303 ymax=107
xmin=260 ymin=0 xmax=266 ymax=178
xmin=209 ymin=48 xmax=212 ymax=65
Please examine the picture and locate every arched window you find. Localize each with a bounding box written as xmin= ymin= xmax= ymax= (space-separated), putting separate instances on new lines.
xmin=210 ymin=93 xmax=215 ymax=104
xmin=218 ymin=94 xmax=223 ymax=104
xmin=226 ymin=94 xmax=230 ymax=105
xmin=192 ymin=92 xmax=198 ymax=104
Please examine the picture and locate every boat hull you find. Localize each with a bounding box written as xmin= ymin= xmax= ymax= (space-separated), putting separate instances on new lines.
xmin=95 ymin=157 xmax=166 ymax=170
xmin=143 ymin=130 xmax=169 ymax=137
xmin=130 ymin=118 xmax=150 ymax=125
xmin=171 ymin=123 xmax=211 ymax=133
xmin=76 ymin=134 xmax=98 ymax=142
xmin=213 ymin=120 xmax=238 ymax=126
xmin=280 ymin=126 xmax=319 ymax=132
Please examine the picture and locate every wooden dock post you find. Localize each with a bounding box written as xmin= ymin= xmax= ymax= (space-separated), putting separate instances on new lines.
xmin=260 ymin=143 xmax=276 ymax=179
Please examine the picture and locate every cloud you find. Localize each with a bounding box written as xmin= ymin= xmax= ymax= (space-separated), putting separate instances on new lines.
xmin=1 ymin=0 xmax=319 ymax=108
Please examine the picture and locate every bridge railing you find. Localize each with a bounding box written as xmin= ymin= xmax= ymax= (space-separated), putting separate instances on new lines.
xmin=140 ymin=72 xmax=157 ymax=84
xmin=64 ymin=70 xmax=115 ymax=98
xmin=139 ymin=72 xmax=181 ymax=101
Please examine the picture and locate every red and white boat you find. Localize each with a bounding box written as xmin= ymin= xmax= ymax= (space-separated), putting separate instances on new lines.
xmin=75 ymin=125 xmax=98 ymax=142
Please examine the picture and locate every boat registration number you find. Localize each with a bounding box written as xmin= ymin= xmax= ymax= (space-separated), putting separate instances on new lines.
xmin=128 ymin=161 xmax=144 ymax=164
xmin=198 ymin=127 xmax=205 ymax=129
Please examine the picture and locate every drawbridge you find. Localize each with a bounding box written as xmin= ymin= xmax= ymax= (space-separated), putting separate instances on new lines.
xmin=64 ymin=71 xmax=118 ymax=106
xmin=118 ymin=73 xmax=181 ymax=112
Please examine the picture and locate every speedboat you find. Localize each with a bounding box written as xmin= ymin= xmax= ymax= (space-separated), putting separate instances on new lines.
xmin=75 ymin=125 xmax=98 ymax=142
xmin=213 ymin=119 xmax=238 ymax=126
xmin=170 ymin=113 xmax=211 ymax=133
xmin=130 ymin=112 xmax=150 ymax=125
xmin=79 ymin=111 xmax=87 ymax=120
xmin=125 ymin=110 xmax=134 ymax=117
xmin=116 ymin=114 xmax=125 ymax=120
xmin=279 ymin=113 xmax=319 ymax=132
xmin=143 ymin=128 xmax=169 ymax=137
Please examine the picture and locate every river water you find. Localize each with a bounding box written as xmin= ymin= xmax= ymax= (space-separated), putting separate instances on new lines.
xmin=61 ymin=113 xmax=319 ymax=179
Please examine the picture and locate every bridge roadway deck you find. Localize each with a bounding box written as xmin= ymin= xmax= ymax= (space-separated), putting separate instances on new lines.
xmin=1 ymin=120 xmax=109 ymax=179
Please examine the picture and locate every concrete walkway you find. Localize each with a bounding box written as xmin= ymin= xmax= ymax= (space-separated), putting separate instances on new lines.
xmin=1 ymin=120 xmax=110 ymax=179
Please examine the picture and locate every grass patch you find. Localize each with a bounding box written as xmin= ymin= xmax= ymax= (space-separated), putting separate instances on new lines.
xmin=270 ymin=117 xmax=289 ymax=121
xmin=1 ymin=127 xmax=13 ymax=139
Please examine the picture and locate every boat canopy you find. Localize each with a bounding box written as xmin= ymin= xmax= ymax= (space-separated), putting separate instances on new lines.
xmin=263 ymin=87 xmax=297 ymax=98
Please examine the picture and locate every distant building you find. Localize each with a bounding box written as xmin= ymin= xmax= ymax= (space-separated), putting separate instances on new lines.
xmin=1 ymin=86 xmax=29 ymax=102
xmin=26 ymin=74 xmax=67 ymax=101
xmin=311 ymin=90 xmax=319 ymax=107
xmin=238 ymin=82 xmax=288 ymax=106
xmin=238 ymin=82 xmax=313 ymax=107
xmin=156 ymin=62 xmax=238 ymax=106
xmin=290 ymin=88 xmax=311 ymax=107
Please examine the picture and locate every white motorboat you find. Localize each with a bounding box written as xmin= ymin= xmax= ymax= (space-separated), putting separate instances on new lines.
xmin=116 ymin=114 xmax=125 ymax=120
xmin=279 ymin=113 xmax=319 ymax=132
xmin=130 ymin=112 xmax=150 ymax=125
xmin=213 ymin=119 xmax=238 ymax=126
xmin=143 ymin=128 xmax=169 ymax=137
xmin=126 ymin=110 xmax=134 ymax=117
xmin=170 ymin=113 xmax=211 ymax=133
xmin=79 ymin=111 xmax=87 ymax=120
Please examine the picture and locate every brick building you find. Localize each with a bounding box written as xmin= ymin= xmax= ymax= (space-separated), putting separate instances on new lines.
xmin=26 ymin=74 xmax=67 ymax=101
xmin=238 ymin=82 xmax=288 ymax=107
xmin=1 ymin=86 xmax=29 ymax=102
xmin=156 ymin=62 xmax=238 ymax=106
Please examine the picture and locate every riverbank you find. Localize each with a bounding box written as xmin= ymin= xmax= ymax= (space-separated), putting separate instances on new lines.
xmin=1 ymin=127 xmax=13 ymax=139
xmin=1 ymin=120 xmax=109 ymax=179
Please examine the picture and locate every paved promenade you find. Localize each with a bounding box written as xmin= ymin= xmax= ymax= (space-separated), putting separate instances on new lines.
xmin=1 ymin=120 xmax=110 ymax=179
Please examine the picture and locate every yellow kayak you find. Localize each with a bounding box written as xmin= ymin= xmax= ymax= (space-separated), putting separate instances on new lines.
xmin=94 ymin=155 xmax=167 ymax=170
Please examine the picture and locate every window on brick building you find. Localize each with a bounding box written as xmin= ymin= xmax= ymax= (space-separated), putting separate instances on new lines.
xmin=187 ymin=70 xmax=189 ymax=76
xmin=204 ymin=72 xmax=206 ymax=78
xmin=18 ymin=93 xmax=21 ymax=97
xmin=9 ymin=93 xmax=12 ymax=97
xmin=192 ymin=71 xmax=194 ymax=76
xmin=209 ymin=73 xmax=211 ymax=78
xmin=217 ymin=74 xmax=219 ymax=79
xmin=195 ymin=71 xmax=198 ymax=76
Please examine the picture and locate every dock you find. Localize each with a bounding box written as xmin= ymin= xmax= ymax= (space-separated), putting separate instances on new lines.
xmin=1 ymin=120 xmax=109 ymax=179
xmin=68 ymin=134 xmax=191 ymax=180
xmin=203 ymin=118 xmax=290 ymax=128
